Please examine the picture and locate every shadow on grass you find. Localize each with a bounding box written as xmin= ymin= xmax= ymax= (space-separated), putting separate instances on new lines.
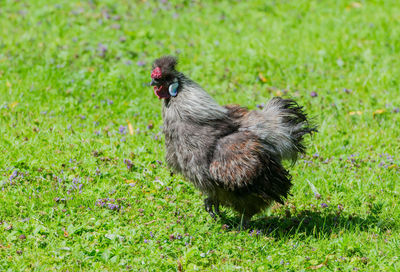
xmin=218 ymin=209 xmax=395 ymax=238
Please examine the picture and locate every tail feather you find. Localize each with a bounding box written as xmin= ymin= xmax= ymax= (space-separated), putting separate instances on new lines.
xmin=240 ymin=97 xmax=316 ymax=162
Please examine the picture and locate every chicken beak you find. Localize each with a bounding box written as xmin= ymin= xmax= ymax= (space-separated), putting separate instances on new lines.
xmin=150 ymin=79 xmax=156 ymax=86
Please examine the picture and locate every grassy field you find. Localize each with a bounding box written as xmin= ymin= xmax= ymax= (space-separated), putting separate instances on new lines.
xmin=1 ymin=0 xmax=400 ymax=270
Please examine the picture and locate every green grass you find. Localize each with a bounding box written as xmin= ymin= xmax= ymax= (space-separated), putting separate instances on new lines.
xmin=1 ymin=0 xmax=400 ymax=270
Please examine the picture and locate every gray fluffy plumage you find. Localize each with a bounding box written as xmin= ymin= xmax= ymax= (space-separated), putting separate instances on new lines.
xmin=151 ymin=56 xmax=316 ymax=226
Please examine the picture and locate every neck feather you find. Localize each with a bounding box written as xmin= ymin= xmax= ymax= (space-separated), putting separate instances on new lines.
xmin=163 ymin=74 xmax=228 ymax=123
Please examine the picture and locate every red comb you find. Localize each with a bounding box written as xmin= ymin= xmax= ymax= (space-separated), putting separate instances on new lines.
xmin=151 ymin=67 xmax=162 ymax=79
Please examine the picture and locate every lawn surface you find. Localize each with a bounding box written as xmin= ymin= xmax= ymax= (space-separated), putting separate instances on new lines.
xmin=1 ymin=0 xmax=400 ymax=271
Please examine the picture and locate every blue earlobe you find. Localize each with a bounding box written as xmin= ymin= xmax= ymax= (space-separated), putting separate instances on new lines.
xmin=169 ymin=82 xmax=179 ymax=97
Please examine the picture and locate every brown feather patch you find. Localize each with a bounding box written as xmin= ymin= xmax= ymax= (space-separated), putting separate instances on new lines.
xmin=224 ymin=104 xmax=249 ymax=120
xmin=210 ymin=132 xmax=264 ymax=190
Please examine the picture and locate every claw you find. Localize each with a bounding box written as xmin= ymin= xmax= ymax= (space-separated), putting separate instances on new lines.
xmin=214 ymin=203 xmax=221 ymax=216
xmin=204 ymin=198 xmax=219 ymax=219
xmin=241 ymin=218 xmax=251 ymax=230
xmin=239 ymin=214 xmax=252 ymax=230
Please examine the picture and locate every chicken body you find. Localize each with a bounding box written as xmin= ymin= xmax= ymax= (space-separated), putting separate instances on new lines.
xmin=151 ymin=56 xmax=315 ymax=225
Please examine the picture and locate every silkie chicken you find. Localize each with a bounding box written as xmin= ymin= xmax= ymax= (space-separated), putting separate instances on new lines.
xmin=150 ymin=56 xmax=316 ymax=227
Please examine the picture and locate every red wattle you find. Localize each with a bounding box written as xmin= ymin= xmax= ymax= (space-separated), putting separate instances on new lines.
xmin=154 ymin=85 xmax=170 ymax=99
